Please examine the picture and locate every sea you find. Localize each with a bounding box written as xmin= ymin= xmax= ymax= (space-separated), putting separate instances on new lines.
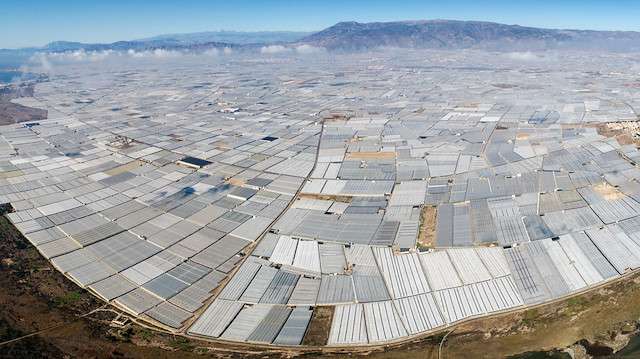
xmin=0 ymin=70 xmax=22 ymax=84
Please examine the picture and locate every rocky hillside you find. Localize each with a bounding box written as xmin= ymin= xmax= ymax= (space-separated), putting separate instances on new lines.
xmin=298 ymin=20 xmax=640 ymax=51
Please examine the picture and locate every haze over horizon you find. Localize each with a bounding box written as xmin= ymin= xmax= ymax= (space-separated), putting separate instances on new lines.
xmin=2 ymin=0 xmax=640 ymax=48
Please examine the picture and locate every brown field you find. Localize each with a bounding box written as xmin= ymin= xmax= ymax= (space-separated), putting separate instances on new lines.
xmin=417 ymin=206 xmax=437 ymax=249
xmin=0 ymin=100 xmax=47 ymax=126
xmin=301 ymin=306 xmax=335 ymax=346
xmin=593 ymin=181 xmax=624 ymax=200
xmin=298 ymin=193 xmax=353 ymax=203
xmin=104 ymin=160 xmax=145 ymax=176
xmin=0 ymin=83 xmax=47 ymax=126
xmin=592 ymin=121 xmax=640 ymax=147
xmin=226 ymin=177 xmax=246 ymax=186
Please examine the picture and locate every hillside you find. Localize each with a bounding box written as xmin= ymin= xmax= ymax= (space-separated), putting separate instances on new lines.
xmin=298 ymin=20 xmax=640 ymax=51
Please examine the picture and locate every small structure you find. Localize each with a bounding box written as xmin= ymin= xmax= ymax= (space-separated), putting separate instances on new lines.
xmin=177 ymin=156 xmax=212 ymax=169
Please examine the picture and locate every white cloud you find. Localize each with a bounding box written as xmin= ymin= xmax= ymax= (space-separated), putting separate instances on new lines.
xmin=23 ymin=44 xmax=263 ymax=73
xmin=260 ymin=45 xmax=290 ymax=54
xmin=295 ymin=44 xmax=325 ymax=54
xmin=40 ymin=49 xmax=118 ymax=63
xmin=26 ymin=53 xmax=52 ymax=72
xmin=202 ymin=48 xmax=219 ymax=56
xmin=26 ymin=48 xmax=196 ymax=72
xmin=503 ymin=51 xmax=541 ymax=61
xmin=127 ymin=49 xmax=184 ymax=58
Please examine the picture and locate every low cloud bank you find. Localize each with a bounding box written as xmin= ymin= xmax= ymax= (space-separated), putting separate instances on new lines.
xmin=25 ymin=44 xmax=325 ymax=73
xmin=502 ymin=51 xmax=542 ymax=61
xmin=24 ymin=48 xmax=228 ymax=73
xmin=260 ymin=45 xmax=290 ymax=54
xmin=260 ymin=44 xmax=326 ymax=55
xmin=295 ymin=44 xmax=325 ymax=54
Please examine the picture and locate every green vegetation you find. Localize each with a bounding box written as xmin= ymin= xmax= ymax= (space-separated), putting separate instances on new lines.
xmin=53 ymin=291 xmax=82 ymax=307
xmin=194 ymin=347 xmax=210 ymax=354
xmin=521 ymin=308 xmax=539 ymax=327
xmin=507 ymin=351 xmax=571 ymax=359
xmin=416 ymin=241 xmax=431 ymax=251
xmin=565 ymin=296 xmax=589 ymax=314
xmin=138 ymin=328 xmax=153 ymax=342
xmin=168 ymin=336 xmax=195 ymax=351
xmin=430 ymin=332 xmax=446 ymax=344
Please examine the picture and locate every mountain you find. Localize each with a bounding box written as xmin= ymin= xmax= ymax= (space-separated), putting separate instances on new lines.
xmin=137 ymin=30 xmax=311 ymax=45
xmin=42 ymin=39 xmax=239 ymax=52
xmin=298 ymin=20 xmax=640 ymax=51
xmin=0 ymin=31 xmax=310 ymax=67
xmin=3 ymin=20 xmax=640 ymax=69
xmin=6 ymin=30 xmax=311 ymax=54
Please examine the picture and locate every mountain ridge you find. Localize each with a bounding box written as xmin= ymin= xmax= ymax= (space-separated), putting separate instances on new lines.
xmin=297 ymin=20 xmax=640 ymax=51
xmin=3 ymin=19 xmax=640 ymax=56
xmin=136 ymin=30 xmax=311 ymax=45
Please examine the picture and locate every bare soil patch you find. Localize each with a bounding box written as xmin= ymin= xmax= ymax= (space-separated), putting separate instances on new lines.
xmin=302 ymin=306 xmax=335 ymax=346
xmin=593 ymin=182 xmax=624 ymax=200
xmin=298 ymin=193 xmax=352 ymax=203
xmin=0 ymin=83 xmax=47 ymax=125
xmin=593 ymin=121 xmax=640 ymax=147
xmin=417 ymin=206 xmax=437 ymax=249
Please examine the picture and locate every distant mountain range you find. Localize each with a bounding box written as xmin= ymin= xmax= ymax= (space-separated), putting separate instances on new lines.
xmin=298 ymin=20 xmax=640 ymax=51
xmin=136 ymin=30 xmax=311 ymax=45
xmin=42 ymin=30 xmax=312 ymax=52
xmin=40 ymin=40 xmax=231 ymax=52
xmin=0 ymin=31 xmax=310 ymax=67
xmin=2 ymin=20 xmax=640 ymax=67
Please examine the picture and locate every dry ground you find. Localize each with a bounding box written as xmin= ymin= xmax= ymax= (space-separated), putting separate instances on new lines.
xmin=417 ymin=205 xmax=437 ymax=249
xmin=593 ymin=121 xmax=640 ymax=147
xmin=0 ymin=83 xmax=47 ymax=125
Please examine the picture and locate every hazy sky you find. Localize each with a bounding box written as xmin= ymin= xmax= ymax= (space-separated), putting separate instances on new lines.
xmin=2 ymin=0 xmax=639 ymax=48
